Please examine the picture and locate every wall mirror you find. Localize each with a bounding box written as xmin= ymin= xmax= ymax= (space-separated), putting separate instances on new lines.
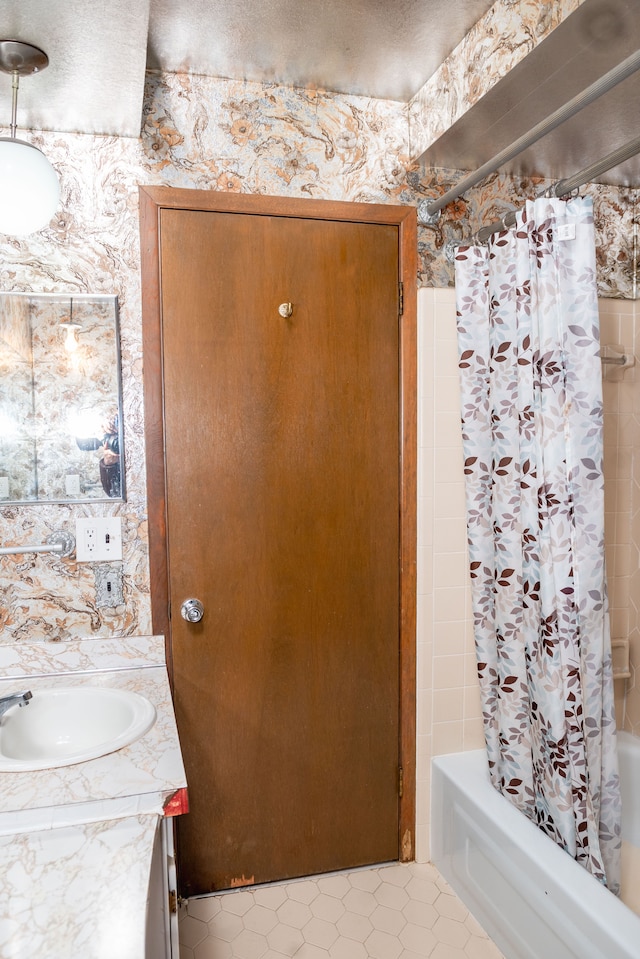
xmin=0 ymin=292 xmax=125 ymax=504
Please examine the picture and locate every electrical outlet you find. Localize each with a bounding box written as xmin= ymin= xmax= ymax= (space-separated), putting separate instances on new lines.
xmin=76 ymin=517 xmax=123 ymax=562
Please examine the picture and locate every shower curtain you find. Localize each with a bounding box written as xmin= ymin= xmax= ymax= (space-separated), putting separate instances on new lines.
xmin=455 ymin=195 xmax=621 ymax=893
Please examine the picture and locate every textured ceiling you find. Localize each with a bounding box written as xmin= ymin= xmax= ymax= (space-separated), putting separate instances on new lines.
xmin=1 ymin=0 xmax=640 ymax=188
xmin=0 ymin=0 xmax=494 ymax=137
xmin=0 ymin=0 xmax=150 ymax=137
xmin=145 ymin=0 xmax=496 ymax=102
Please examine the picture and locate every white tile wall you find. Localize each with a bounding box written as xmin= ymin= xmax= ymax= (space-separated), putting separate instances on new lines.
xmin=415 ymin=289 xmax=483 ymax=862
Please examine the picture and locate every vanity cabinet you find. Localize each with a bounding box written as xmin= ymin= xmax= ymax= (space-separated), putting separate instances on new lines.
xmin=0 ymin=635 xmax=187 ymax=959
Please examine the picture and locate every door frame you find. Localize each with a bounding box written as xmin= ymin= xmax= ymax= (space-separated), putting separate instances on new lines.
xmin=139 ymin=186 xmax=417 ymax=862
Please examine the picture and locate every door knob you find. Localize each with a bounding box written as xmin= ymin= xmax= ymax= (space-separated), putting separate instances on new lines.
xmin=181 ymin=598 xmax=204 ymax=623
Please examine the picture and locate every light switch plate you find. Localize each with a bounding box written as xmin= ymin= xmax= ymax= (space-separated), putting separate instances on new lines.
xmin=94 ymin=564 xmax=124 ymax=607
xmin=76 ymin=517 xmax=123 ymax=562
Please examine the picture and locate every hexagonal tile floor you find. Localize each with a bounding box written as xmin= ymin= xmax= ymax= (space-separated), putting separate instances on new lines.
xmin=178 ymin=861 xmax=505 ymax=958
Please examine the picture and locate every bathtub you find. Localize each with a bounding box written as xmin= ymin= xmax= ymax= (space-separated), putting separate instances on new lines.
xmin=431 ymin=731 xmax=640 ymax=959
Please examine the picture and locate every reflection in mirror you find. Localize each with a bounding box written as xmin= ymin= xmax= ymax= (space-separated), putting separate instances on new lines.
xmin=0 ymin=293 xmax=125 ymax=503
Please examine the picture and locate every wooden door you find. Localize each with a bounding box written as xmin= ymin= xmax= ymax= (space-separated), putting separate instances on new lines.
xmin=140 ymin=189 xmax=417 ymax=897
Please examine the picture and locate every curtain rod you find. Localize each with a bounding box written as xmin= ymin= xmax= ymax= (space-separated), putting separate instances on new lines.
xmin=417 ymin=47 xmax=640 ymax=226
xmin=457 ymin=131 xmax=640 ymax=248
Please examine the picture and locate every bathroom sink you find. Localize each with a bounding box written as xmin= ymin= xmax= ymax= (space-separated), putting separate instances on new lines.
xmin=0 ymin=686 xmax=157 ymax=771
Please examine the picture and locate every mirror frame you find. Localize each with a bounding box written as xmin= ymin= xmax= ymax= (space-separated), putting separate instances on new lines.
xmin=0 ymin=292 xmax=126 ymax=505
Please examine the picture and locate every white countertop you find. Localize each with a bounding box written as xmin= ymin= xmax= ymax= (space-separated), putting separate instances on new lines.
xmin=0 ymin=635 xmax=187 ymax=834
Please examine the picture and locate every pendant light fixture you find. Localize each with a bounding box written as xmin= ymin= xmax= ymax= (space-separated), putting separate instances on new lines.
xmin=60 ymin=297 xmax=83 ymax=353
xmin=0 ymin=40 xmax=60 ymax=236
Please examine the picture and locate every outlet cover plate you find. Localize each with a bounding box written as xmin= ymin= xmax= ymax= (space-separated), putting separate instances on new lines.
xmin=76 ymin=517 xmax=123 ymax=562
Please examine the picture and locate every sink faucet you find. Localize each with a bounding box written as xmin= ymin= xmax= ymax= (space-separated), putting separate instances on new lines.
xmin=0 ymin=690 xmax=32 ymax=719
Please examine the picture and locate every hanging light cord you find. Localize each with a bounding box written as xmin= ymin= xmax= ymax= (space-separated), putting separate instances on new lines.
xmin=9 ymin=71 xmax=18 ymax=139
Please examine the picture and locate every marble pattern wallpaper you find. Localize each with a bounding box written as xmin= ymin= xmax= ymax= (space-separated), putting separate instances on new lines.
xmin=0 ymin=63 xmax=637 ymax=647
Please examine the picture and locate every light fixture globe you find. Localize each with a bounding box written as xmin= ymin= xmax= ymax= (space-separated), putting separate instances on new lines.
xmin=0 ymin=39 xmax=60 ymax=236
xmin=0 ymin=137 xmax=59 ymax=235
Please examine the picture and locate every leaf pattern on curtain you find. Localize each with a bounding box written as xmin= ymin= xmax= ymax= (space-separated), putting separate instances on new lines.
xmin=455 ymin=195 xmax=621 ymax=893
